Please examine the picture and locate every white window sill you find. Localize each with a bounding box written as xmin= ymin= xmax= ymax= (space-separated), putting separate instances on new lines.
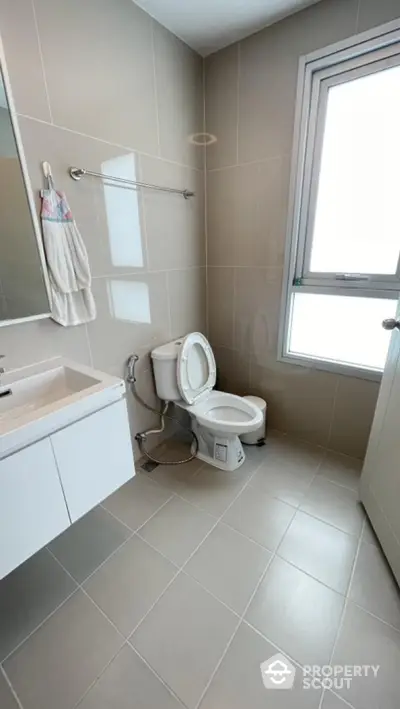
xmin=277 ymin=351 xmax=382 ymax=383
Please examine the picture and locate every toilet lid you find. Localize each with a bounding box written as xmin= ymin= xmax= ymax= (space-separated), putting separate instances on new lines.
xmin=177 ymin=332 xmax=216 ymax=405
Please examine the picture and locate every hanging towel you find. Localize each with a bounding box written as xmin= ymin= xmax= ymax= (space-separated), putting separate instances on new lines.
xmin=40 ymin=184 xmax=96 ymax=326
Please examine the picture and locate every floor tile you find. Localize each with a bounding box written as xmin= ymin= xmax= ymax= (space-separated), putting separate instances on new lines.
xmin=131 ymin=572 xmax=237 ymax=708
xmin=321 ymin=690 xmax=352 ymax=708
xmin=277 ymin=511 xmax=358 ymax=594
xmin=103 ymin=475 xmax=173 ymax=530
xmin=84 ymin=536 xmax=176 ymax=636
xmin=200 ymin=621 xmax=322 ymax=709
xmin=362 ymin=518 xmax=379 ymax=547
xmin=49 ymin=506 xmax=131 ymax=583
xmin=332 ymin=603 xmax=400 ymax=709
xmin=0 ymin=672 xmax=20 ymax=709
xmin=78 ymin=644 xmax=183 ymax=709
xmin=4 ymin=590 xmax=122 ymax=709
xmin=245 ymin=557 xmax=345 ymax=666
xmin=185 ymin=523 xmax=271 ymax=613
xmin=139 ymin=496 xmax=216 ymax=566
xmin=349 ymin=541 xmax=400 ymax=628
xmin=222 ymin=484 xmax=295 ymax=550
xmin=0 ymin=548 xmax=77 ymax=662
xmin=249 ymin=445 xmax=318 ymax=506
xmin=300 ymin=477 xmax=364 ymax=536
xmin=319 ymin=452 xmax=362 ymax=492
xmin=179 ymin=464 xmax=251 ymax=517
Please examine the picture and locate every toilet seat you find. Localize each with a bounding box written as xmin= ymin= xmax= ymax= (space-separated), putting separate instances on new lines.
xmin=188 ymin=391 xmax=262 ymax=435
xmin=177 ymin=332 xmax=216 ymax=405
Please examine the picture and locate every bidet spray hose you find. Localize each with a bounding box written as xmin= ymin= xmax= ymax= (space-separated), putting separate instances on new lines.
xmin=126 ymin=354 xmax=199 ymax=466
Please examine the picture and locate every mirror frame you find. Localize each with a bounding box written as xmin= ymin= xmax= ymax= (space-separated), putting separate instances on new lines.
xmin=0 ymin=33 xmax=51 ymax=327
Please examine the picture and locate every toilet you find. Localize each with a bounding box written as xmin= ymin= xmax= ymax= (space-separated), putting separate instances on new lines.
xmin=151 ymin=333 xmax=262 ymax=471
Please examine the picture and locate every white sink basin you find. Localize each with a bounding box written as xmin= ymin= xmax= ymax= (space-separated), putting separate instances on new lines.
xmin=0 ymin=358 xmax=125 ymax=458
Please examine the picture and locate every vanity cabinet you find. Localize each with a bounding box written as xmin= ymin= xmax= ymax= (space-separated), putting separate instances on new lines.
xmin=0 ymin=438 xmax=70 ymax=578
xmin=0 ymin=399 xmax=135 ymax=579
xmin=51 ymin=400 xmax=133 ymax=523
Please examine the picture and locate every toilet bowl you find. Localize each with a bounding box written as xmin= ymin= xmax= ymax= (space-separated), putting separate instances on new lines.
xmin=151 ymin=333 xmax=262 ymax=471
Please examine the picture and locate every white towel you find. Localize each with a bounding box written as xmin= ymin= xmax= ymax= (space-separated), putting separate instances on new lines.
xmin=41 ymin=187 xmax=96 ymax=326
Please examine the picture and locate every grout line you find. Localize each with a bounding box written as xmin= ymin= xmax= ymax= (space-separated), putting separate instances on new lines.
xmin=207 ymin=153 xmax=286 ymax=172
xmin=236 ymin=43 xmax=240 ymax=165
xmin=17 ymin=113 xmax=201 ymax=173
xmin=72 ymin=642 xmax=128 ymax=709
xmin=193 ymin=497 xmax=287 ymax=708
xmin=150 ymin=20 xmax=162 ymax=157
xmin=82 ymin=323 xmax=94 ymax=368
xmin=135 ymin=153 xmax=151 ymax=272
xmin=0 ymin=665 xmax=24 ymax=709
xmin=127 ymin=642 xmax=189 ymax=709
xmin=354 ymin=0 xmax=361 ymax=33
xmin=165 ymin=271 xmax=174 ymax=340
xmin=91 ymin=265 xmax=205 ymax=279
xmin=327 ymin=377 xmax=340 ymax=451
xmin=30 ymin=0 xmax=53 ymax=124
xmin=316 ymin=516 xmax=366 ymax=709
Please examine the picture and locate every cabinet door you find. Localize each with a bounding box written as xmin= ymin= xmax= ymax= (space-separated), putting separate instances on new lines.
xmin=0 ymin=439 xmax=70 ymax=579
xmin=51 ymin=400 xmax=135 ymax=523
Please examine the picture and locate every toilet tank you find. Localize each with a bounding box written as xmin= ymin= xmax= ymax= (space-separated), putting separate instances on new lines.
xmin=151 ymin=339 xmax=183 ymax=402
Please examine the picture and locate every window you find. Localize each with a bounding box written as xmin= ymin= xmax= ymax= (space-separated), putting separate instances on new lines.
xmin=281 ymin=23 xmax=400 ymax=376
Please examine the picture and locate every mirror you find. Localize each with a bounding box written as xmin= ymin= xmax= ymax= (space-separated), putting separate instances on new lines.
xmin=0 ymin=67 xmax=50 ymax=325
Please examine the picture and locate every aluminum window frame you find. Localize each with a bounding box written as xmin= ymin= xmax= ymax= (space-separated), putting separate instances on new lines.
xmin=278 ymin=19 xmax=400 ymax=381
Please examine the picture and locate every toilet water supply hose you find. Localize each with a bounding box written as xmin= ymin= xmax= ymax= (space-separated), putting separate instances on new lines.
xmin=126 ymin=354 xmax=199 ymax=466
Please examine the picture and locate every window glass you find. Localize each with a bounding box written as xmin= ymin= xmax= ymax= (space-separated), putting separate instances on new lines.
xmin=288 ymin=293 xmax=397 ymax=370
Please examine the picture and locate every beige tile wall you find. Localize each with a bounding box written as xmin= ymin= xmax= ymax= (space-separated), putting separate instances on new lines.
xmin=205 ymin=0 xmax=400 ymax=458
xmin=0 ymin=0 xmax=205 ymax=458
xmin=1 ymin=0 xmax=399 ymax=461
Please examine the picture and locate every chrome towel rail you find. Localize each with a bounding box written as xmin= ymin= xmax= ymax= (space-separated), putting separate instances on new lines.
xmin=69 ymin=166 xmax=195 ymax=199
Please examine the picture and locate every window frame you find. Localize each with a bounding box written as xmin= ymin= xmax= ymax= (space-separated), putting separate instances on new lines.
xmin=278 ymin=19 xmax=400 ymax=382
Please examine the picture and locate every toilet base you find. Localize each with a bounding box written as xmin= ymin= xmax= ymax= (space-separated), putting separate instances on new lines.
xmin=191 ymin=419 xmax=246 ymax=472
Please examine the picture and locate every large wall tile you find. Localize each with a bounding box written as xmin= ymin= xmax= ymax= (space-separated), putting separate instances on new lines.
xmin=207 ymin=267 xmax=235 ymax=348
xmin=214 ymin=346 xmax=250 ymax=396
xmin=233 ymin=158 xmax=289 ymax=268
xmin=167 ymin=268 xmax=206 ymax=338
xmin=34 ymin=0 xmax=158 ymax=152
xmin=87 ymin=272 xmax=171 ymax=373
xmin=234 ymin=268 xmax=282 ymax=357
xmin=0 ymin=0 xmax=51 ymax=120
xmin=206 ymin=167 xmax=238 ymax=267
xmin=207 ymin=159 xmax=288 ymax=269
xmin=19 ymin=117 xmax=148 ymax=278
xmin=250 ymin=358 xmax=337 ymax=447
xmin=0 ymin=318 xmax=91 ymax=370
xmin=205 ymin=45 xmax=238 ymax=170
xmin=141 ymin=156 xmax=205 ymax=270
xmin=153 ymin=22 xmax=204 ymax=169
xmin=238 ymin=0 xmax=358 ymax=163
xmin=329 ymin=376 xmax=380 ymax=459
xmin=357 ymin=0 xmax=400 ymax=32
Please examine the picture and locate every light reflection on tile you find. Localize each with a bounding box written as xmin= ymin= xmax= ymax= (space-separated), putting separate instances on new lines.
xmin=101 ymin=153 xmax=144 ymax=269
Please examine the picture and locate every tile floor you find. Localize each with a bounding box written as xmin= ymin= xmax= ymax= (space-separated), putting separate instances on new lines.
xmin=1 ymin=433 xmax=400 ymax=709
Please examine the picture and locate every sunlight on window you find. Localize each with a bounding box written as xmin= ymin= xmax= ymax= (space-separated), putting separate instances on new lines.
xmin=289 ymin=293 xmax=397 ymax=371
xmin=311 ymin=65 xmax=400 ymax=275
xmin=101 ymin=153 xmax=144 ymax=268
xmin=107 ymin=279 xmax=151 ymax=324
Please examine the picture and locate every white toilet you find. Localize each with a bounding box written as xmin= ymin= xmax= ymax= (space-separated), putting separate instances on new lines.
xmin=151 ymin=333 xmax=262 ymax=471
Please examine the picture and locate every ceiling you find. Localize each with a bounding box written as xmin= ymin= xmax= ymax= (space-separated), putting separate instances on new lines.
xmin=133 ymin=0 xmax=321 ymax=56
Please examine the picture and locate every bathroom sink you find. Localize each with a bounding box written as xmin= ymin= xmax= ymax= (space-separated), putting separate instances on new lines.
xmin=0 ymin=358 xmax=125 ymax=458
